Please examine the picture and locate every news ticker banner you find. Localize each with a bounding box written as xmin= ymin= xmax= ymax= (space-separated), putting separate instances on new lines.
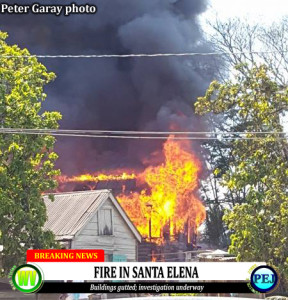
xmin=39 ymin=281 xmax=253 ymax=294
xmin=29 ymin=262 xmax=262 ymax=281
xmin=8 ymin=250 xmax=279 ymax=294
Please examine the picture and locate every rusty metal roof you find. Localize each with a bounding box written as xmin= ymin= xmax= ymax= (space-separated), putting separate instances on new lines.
xmin=43 ymin=190 xmax=110 ymax=240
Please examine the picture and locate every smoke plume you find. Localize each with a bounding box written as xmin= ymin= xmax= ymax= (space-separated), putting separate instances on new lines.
xmin=0 ymin=0 xmax=219 ymax=174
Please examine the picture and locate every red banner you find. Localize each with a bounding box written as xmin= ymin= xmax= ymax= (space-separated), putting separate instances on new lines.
xmin=27 ymin=249 xmax=104 ymax=262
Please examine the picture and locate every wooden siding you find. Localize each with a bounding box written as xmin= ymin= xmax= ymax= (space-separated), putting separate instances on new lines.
xmin=71 ymin=197 xmax=137 ymax=261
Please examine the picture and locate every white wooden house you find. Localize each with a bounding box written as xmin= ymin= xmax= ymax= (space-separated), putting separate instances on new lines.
xmin=43 ymin=190 xmax=141 ymax=261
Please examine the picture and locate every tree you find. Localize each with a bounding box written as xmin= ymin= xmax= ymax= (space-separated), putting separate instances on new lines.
xmin=207 ymin=17 xmax=288 ymax=85
xmin=195 ymin=65 xmax=288 ymax=291
xmin=202 ymin=203 xmax=228 ymax=248
xmin=200 ymin=132 xmax=246 ymax=247
xmin=0 ymin=32 xmax=62 ymax=273
xmin=199 ymin=18 xmax=288 ymax=247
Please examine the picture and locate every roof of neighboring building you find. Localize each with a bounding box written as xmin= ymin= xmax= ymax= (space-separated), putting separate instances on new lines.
xmin=197 ymin=249 xmax=236 ymax=261
xmin=43 ymin=189 xmax=141 ymax=242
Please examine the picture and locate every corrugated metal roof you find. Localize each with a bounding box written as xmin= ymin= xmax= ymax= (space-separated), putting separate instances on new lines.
xmin=43 ymin=190 xmax=110 ymax=239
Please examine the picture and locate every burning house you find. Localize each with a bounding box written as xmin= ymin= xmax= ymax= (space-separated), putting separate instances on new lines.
xmin=2 ymin=0 xmax=217 ymax=263
xmin=58 ymin=136 xmax=206 ymax=262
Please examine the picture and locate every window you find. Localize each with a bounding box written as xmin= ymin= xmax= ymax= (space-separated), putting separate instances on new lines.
xmin=98 ymin=209 xmax=113 ymax=235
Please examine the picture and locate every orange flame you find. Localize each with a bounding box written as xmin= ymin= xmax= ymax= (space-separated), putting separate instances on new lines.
xmin=118 ymin=136 xmax=206 ymax=240
xmin=58 ymin=136 xmax=206 ymax=242
xmin=58 ymin=172 xmax=136 ymax=183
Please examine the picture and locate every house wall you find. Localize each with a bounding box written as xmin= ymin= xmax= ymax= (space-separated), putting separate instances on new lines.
xmin=71 ymin=197 xmax=138 ymax=261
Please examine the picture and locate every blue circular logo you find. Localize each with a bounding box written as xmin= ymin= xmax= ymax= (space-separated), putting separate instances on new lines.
xmin=250 ymin=266 xmax=278 ymax=293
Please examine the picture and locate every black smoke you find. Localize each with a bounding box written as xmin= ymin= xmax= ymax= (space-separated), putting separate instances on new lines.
xmin=0 ymin=0 xmax=219 ymax=174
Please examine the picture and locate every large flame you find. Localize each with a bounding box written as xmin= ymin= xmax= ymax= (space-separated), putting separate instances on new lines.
xmin=118 ymin=136 xmax=206 ymax=240
xmin=58 ymin=136 xmax=206 ymax=241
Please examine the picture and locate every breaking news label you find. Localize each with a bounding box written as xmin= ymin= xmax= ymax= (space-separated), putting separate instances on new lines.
xmin=8 ymin=250 xmax=279 ymax=294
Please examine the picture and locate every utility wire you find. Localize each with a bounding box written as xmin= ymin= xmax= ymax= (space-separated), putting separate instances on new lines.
xmin=0 ymin=128 xmax=287 ymax=140
xmin=1 ymin=50 xmax=288 ymax=59
xmin=0 ymin=128 xmax=287 ymax=135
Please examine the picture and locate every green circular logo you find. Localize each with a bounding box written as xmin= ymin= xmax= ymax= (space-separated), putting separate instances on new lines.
xmin=12 ymin=264 xmax=43 ymax=293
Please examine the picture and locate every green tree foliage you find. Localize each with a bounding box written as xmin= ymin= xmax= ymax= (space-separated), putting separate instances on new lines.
xmin=200 ymin=17 xmax=288 ymax=247
xmin=195 ymin=65 xmax=288 ymax=290
xmin=0 ymin=32 xmax=61 ymax=273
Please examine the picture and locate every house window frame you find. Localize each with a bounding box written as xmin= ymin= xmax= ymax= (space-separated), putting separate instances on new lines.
xmin=98 ymin=208 xmax=114 ymax=236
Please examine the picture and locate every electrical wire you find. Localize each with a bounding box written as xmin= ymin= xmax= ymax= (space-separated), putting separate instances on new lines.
xmin=0 ymin=130 xmax=287 ymax=140
xmin=1 ymin=50 xmax=288 ymax=59
xmin=0 ymin=128 xmax=287 ymax=135
xmin=0 ymin=128 xmax=287 ymax=140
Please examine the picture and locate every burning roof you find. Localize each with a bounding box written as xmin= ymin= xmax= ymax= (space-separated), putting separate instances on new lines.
xmin=58 ymin=135 xmax=206 ymax=244
xmin=118 ymin=136 xmax=206 ymax=241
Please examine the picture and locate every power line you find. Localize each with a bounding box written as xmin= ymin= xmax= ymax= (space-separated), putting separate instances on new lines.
xmin=0 ymin=128 xmax=287 ymax=135
xmin=0 ymin=50 xmax=288 ymax=59
xmin=0 ymin=128 xmax=287 ymax=140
